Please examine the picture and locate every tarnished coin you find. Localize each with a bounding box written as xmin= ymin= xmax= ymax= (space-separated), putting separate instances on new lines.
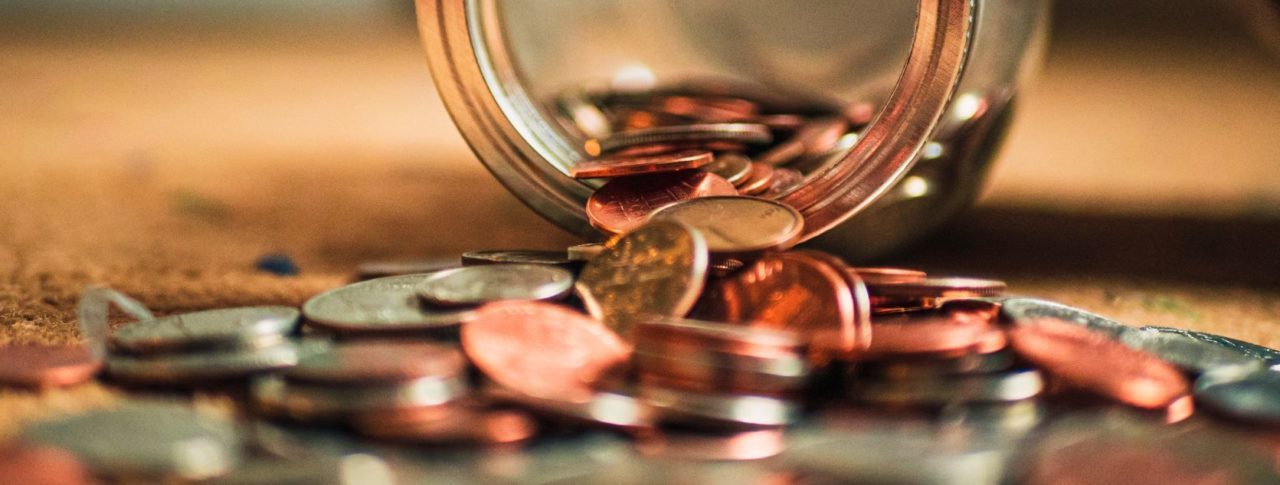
xmin=586 ymin=171 xmax=737 ymax=235
xmin=576 ymin=221 xmax=708 ymax=337
xmin=567 ymin=242 xmax=606 ymax=261
xmin=485 ymin=385 xmax=658 ymax=433
xmin=1120 ymin=327 xmax=1264 ymax=375
xmin=1195 ymin=366 xmax=1280 ymax=425
xmin=697 ymin=252 xmax=863 ymax=354
xmin=460 ymin=249 xmax=576 ymax=267
xmin=461 ymin=301 xmax=631 ymax=402
xmin=110 ymin=306 xmax=299 ymax=354
xmin=0 ymin=345 xmax=100 ymax=388
xmin=704 ymin=153 xmax=753 ymax=185
xmin=0 ymin=445 xmax=90 ymax=485
xmin=106 ymin=341 xmax=302 ymax=383
xmin=1009 ymin=317 xmax=1189 ymax=410
xmin=1140 ymin=326 xmax=1280 ymax=362
xmin=649 ymin=196 xmax=804 ymax=254
xmin=301 ymin=274 xmax=476 ymax=334
xmin=284 ymin=340 xmax=464 ymax=385
xmin=252 ymin=374 xmax=464 ymax=420
xmin=585 ymin=123 xmax=772 ymax=156
xmin=1000 ymin=297 xmax=1135 ymax=340
xmin=640 ymin=385 xmax=799 ymax=428
xmin=356 ymin=258 xmax=458 ymax=280
xmin=634 ymin=429 xmax=785 ymax=461
xmin=865 ymin=277 xmax=1007 ymax=300
xmin=851 ymin=368 xmax=1044 ymax=406
xmin=571 ymin=150 xmax=715 ymax=179
xmin=21 ymin=402 xmax=243 ymax=481
xmin=352 ymin=407 xmax=538 ymax=446
xmin=417 ymin=264 xmax=574 ymax=306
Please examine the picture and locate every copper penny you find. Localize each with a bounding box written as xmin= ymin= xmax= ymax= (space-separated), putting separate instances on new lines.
xmin=586 ymin=171 xmax=736 ymax=235
xmin=866 ymin=277 xmax=1007 ymax=300
xmin=648 ymin=196 xmax=804 ymax=255
xmin=354 ymin=407 xmax=537 ymax=446
xmin=608 ymin=141 xmax=747 ymax=158
xmin=570 ymin=150 xmax=714 ymax=179
xmin=461 ymin=301 xmax=631 ymax=403
xmin=737 ymin=162 xmax=776 ymax=195
xmin=653 ymin=95 xmax=758 ymax=122
xmin=760 ymin=168 xmax=804 ymax=198
xmin=704 ymin=153 xmax=754 ymax=185
xmin=576 ymin=220 xmax=708 ymax=338
xmin=1009 ymin=317 xmax=1190 ymax=409
xmin=634 ymin=317 xmax=804 ymax=359
xmin=858 ymin=313 xmax=996 ymax=359
xmin=585 ymin=123 xmax=772 ymax=156
xmin=0 ymin=345 xmax=100 ymax=388
xmin=697 ymin=251 xmax=862 ymax=353
xmin=757 ymin=117 xmax=847 ymax=167
xmin=0 ymin=445 xmax=91 ymax=485
xmin=284 ymin=340 xmax=464 ymax=385
xmin=634 ymin=429 xmax=785 ymax=461
xmin=850 ymin=267 xmax=928 ymax=285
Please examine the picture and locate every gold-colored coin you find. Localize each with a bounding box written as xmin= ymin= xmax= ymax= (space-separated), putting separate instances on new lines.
xmin=575 ymin=221 xmax=709 ymax=339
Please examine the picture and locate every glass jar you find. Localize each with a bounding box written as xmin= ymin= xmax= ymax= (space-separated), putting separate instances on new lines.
xmin=415 ymin=0 xmax=1048 ymax=260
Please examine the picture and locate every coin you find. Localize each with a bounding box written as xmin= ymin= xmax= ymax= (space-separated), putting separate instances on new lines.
xmin=567 ymin=242 xmax=605 ymax=261
xmin=1000 ymin=297 xmax=1135 ymax=340
xmin=21 ymin=402 xmax=243 ymax=481
xmin=858 ymin=313 xmax=1002 ymax=359
xmin=110 ymin=306 xmax=299 ymax=354
xmin=585 ymin=171 xmax=737 ymax=235
xmin=850 ymin=267 xmax=928 ymax=284
xmin=1140 ymin=326 xmax=1280 ymax=362
xmin=704 ymin=153 xmax=753 ymax=185
xmin=1120 ymin=327 xmax=1264 ymax=375
xmin=633 ymin=320 xmax=809 ymax=394
xmin=757 ymin=117 xmax=848 ymax=167
xmin=284 ymin=340 xmax=464 ymax=385
xmin=648 ymin=196 xmax=804 ymax=254
xmin=736 ymin=162 xmax=775 ymax=195
xmin=865 ymin=277 xmax=1007 ymax=300
xmin=760 ymin=167 xmax=804 ymax=198
xmin=106 ymin=341 xmax=301 ymax=383
xmin=1008 ymin=317 xmax=1189 ymax=409
xmin=697 ymin=252 xmax=862 ymax=354
xmin=252 ymin=374 xmax=464 ymax=420
xmin=301 ymin=274 xmax=476 ymax=334
xmin=585 ymin=123 xmax=772 ymax=156
xmin=485 ymin=385 xmax=658 ymax=433
xmin=570 ymin=150 xmax=715 ymax=179
xmin=1195 ymin=366 xmax=1280 ymax=425
xmin=640 ymin=384 xmax=800 ymax=428
xmin=355 ymin=258 xmax=459 ymax=280
xmin=355 ymin=408 xmax=538 ymax=446
xmin=417 ymin=264 xmax=574 ymax=306
xmin=461 ymin=301 xmax=631 ymax=402
xmin=851 ymin=368 xmax=1044 ymax=406
xmin=634 ymin=429 xmax=785 ymax=461
xmin=0 ymin=445 xmax=90 ymax=485
xmin=0 ymin=345 xmax=100 ymax=389
xmin=576 ymin=221 xmax=708 ymax=337
xmin=460 ymin=249 xmax=576 ymax=267
xmin=860 ymin=350 xmax=1017 ymax=380
xmin=651 ymin=95 xmax=759 ymax=122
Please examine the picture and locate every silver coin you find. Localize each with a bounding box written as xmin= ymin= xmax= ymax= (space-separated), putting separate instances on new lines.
xmin=252 ymin=374 xmax=465 ymax=420
xmin=857 ymin=350 xmax=1016 ymax=379
xmin=566 ymin=243 xmax=606 ymax=262
xmin=1140 ymin=325 xmax=1280 ymax=362
xmin=355 ymin=258 xmax=459 ymax=281
xmin=106 ymin=341 xmax=303 ymax=383
xmin=639 ymin=385 xmax=799 ymax=428
xmin=21 ymin=402 xmax=243 ymax=481
xmin=1000 ymin=297 xmax=1135 ymax=339
xmin=110 ymin=306 xmax=299 ymax=354
xmin=301 ymin=274 xmax=477 ymax=334
xmin=461 ymin=249 xmax=575 ymax=267
xmin=647 ymin=196 xmax=804 ymax=254
xmin=1194 ymin=366 xmax=1280 ymax=425
xmin=417 ymin=264 xmax=574 ymax=306
xmin=851 ymin=368 xmax=1044 ymax=406
xmin=1120 ymin=327 xmax=1264 ymax=375
xmin=785 ymin=422 xmax=1011 ymax=485
xmin=593 ymin=123 xmax=772 ymax=154
xmin=485 ymin=385 xmax=657 ymax=432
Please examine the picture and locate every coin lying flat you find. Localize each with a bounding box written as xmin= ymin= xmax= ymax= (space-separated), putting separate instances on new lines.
xmin=640 ymin=385 xmax=799 ymax=428
xmin=353 ymin=407 xmax=538 ymax=446
xmin=576 ymin=220 xmax=708 ymax=338
xmin=1120 ymin=327 xmax=1263 ymax=375
xmin=21 ymin=402 xmax=243 ymax=481
xmin=858 ymin=349 xmax=1017 ymax=379
xmin=704 ymin=153 xmax=753 ymax=185
xmin=859 ymin=313 xmax=1002 ymax=359
xmin=586 ymin=123 xmax=772 ymax=156
xmin=570 ymin=150 xmax=715 ymax=179
xmin=110 ymin=306 xmax=299 ymax=354
xmin=865 ymin=277 xmax=1007 ymax=300
xmin=1000 ymin=297 xmax=1135 ymax=340
xmin=485 ymin=385 xmax=657 ymax=433
xmin=252 ymin=374 xmax=465 ymax=421
xmin=461 ymin=301 xmax=631 ymax=403
xmin=1195 ymin=366 xmax=1280 ymax=425
xmin=301 ymin=274 xmax=477 ymax=334
xmin=648 ymin=196 xmax=804 ymax=254
xmin=417 ymin=264 xmax=574 ymax=306
xmin=634 ymin=429 xmax=785 ymax=461
xmin=586 ymin=171 xmax=737 ymax=235
xmin=106 ymin=341 xmax=302 ymax=383
xmin=284 ymin=340 xmax=464 ymax=385
xmin=461 ymin=249 xmax=577 ymax=267
xmin=851 ymin=267 xmax=928 ymax=284
xmin=0 ymin=345 xmax=101 ymax=389
xmin=1140 ymin=326 xmax=1280 ymax=362
xmin=851 ymin=368 xmax=1044 ymax=406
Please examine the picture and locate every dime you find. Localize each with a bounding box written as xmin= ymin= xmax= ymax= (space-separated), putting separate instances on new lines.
xmin=648 ymin=196 xmax=804 ymax=254
xmin=1120 ymin=327 xmax=1263 ymax=375
xmin=697 ymin=252 xmax=863 ymax=354
xmin=1140 ymin=326 xmax=1280 ymax=362
xmin=485 ymin=385 xmax=657 ymax=433
xmin=865 ymin=277 xmax=1007 ymax=300
xmin=301 ymin=274 xmax=476 ymax=334
xmin=570 ymin=150 xmax=714 ymax=179
xmin=110 ymin=306 xmax=299 ymax=354
xmin=1000 ymin=297 xmax=1135 ymax=339
xmin=21 ymin=402 xmax=243 ymax=481
xmin=0 ymin=345 xmax=100 ymax=389
xmin=461 ymin=301 xmax=631 ymax=402
xmin=585 ymin=171 xmax=736 ymax=235
xmin=353 ymin=408 xmax=538 ymax=446
xmin=585 ymin=123 xmax=772 ymax=156
xmin=355 ymin=258 xmax=459 ymax=280
xmin=461 ymin=249 xmax=576 ymax=267
xmin=1008 ymin=317 xmax=1189 ymax=409
xmin=703 ymin=153 xmax=753 ymax=185
xmin=566 ymin=242 xmax=606 ymax=261
xmin=736 ymin=162 xmax=775 ymax=195
xmin=640 ymin=385 xmax=800 ymax=428
xmin=106 ymin=341 xmax=301 ymax=383
xmin=576 ymin=221 xmax=708 ymax=337
xmin=0 ymin=445 xmax=90 ymax=485
xmin=417 ymin=264 xmax=574 ymax=306
xmin=1194 ymin=366 xmax=1280 ymax=425
xmin=284 ymin=340 xmax=464 ymax=385
xmin=252 ymin=374 xmax=464 ymax=420
xmin=851 ymin=368 xmax=1044 ymax=406
xmin=634 ymin=429 xmax=785 ymax=461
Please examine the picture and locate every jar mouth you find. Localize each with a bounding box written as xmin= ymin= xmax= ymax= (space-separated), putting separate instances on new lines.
xmin=418 ymin=0 xmax=976 ymax=243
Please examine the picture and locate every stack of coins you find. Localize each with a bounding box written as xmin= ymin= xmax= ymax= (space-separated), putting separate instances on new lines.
xmin=105 ymin=306 xmax=305 ymax=384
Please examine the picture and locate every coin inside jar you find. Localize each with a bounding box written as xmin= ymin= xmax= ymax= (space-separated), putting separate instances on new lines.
xmin=648 ymin=196 xmax=804 ymax=254
xmin=110 ymin=306 xmax=300 ymax=354
xmin=416 ymin=264 xmax=575 ymax=306
xmin=570 ymin=150 xmax=714 ymax=179
xmin=585 ymin=123 xmax=772 ymax=156
xmin=585 ymin=171 xmax=737 ymax=235
xmin=0 ymin=345 xmax=101 ymax=389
